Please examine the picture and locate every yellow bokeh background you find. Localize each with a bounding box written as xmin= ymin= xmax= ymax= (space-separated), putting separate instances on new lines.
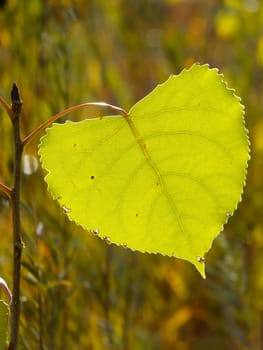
xmin=0 ymin=0 xmax=262 ymax=349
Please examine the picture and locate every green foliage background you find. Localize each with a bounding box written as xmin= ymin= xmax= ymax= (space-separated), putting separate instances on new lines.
xmin=0 ymin=0 xmax=261 ymax=349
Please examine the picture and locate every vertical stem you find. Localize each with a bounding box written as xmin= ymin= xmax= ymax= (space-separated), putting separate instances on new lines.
xmin=9 ymin=84 xmax=23 ymax=350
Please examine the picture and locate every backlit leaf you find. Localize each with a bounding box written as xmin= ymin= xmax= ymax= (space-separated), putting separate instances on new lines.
xmin=39 ymin=64 xmax=249 ymax=277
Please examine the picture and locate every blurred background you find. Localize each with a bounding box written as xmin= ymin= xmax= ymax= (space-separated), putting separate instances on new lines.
xmin=0 ymin=0 xmax=262 ymax=349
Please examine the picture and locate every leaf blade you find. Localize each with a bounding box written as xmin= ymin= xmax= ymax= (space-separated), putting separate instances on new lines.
xmin=39 ymin=64 xmax=249 ymax=277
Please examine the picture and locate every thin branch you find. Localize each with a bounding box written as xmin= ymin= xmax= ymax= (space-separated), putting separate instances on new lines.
xmin=0 ymin=182 xmax=12 ymax=199
xmin=0 ymin=95 xmax=12 ymax=117
xmin=9 ymin=83 xmax=24 ymax=350
xmin=22 ymin=102 xmax=128 ymax=147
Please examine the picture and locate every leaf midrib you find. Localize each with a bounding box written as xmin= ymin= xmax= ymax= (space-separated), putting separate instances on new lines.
xmin=124 ymin=113 xmax=185 ymax=235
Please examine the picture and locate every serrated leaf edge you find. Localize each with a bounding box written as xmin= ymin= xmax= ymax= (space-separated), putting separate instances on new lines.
xmin=38 ymin=63 xmax=250 ymax=279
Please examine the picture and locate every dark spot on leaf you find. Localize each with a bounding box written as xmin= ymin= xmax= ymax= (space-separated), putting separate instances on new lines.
xmin=135 ymin=213 xmax=139 ymax=217
xmin=156 ymin=182 xmax=159 ymax=186
xmin=91 ymin=176 xmax=94 ymax=179
xmin=73 ymin=143 xmax=77 ymax=147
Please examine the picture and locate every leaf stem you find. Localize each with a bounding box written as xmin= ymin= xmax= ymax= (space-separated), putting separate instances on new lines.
xmin=9 ymin=83 xmax=24 ymax=350
xmin=0 ymin=182 xmax=12 ymax=199
xmin=22 ymin=102 xmax=128 ymax=147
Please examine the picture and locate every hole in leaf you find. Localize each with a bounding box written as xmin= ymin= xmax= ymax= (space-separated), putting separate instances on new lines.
xmin=197 ymin=256 xmax=205 ymax=263
xmin=62 ymin=205 xmax=71 ymax=213
xmin=105 ymin=237 xmax=111 ymax=244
